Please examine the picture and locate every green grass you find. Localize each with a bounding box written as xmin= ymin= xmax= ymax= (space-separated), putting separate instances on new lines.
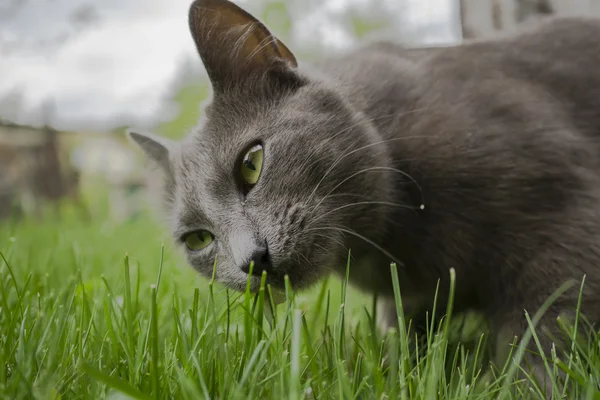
xmin=1 ymin=202 xmax=600 ymax=399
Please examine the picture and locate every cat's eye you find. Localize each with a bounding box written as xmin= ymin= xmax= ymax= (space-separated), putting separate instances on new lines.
xmin=184 ymin=230 xmax=214 ymax=251
xmin=240 ymin=144 xmax=264 ymax=190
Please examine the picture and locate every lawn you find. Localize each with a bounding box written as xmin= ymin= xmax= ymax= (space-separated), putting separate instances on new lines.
xmin=1 ymin=199 xmax=599 ymax=399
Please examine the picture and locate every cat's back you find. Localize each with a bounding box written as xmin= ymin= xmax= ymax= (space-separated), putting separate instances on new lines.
xmin=314 ymin=17 xmax=600 ymax=142
xmin=419 ymin=17 xmax=600 ymax=115
xmin=427 ymin=17 xmax=600 ymax=151
xmin=323 ymin=16 xmax=600 ymax=84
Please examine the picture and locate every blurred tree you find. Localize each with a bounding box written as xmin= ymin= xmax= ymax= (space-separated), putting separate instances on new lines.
xmin=155 ymin=55 xmax=209 ymax=140
xmin=350 ymin=15 xmax=389 ymax=40
xmin=156 ymin=83 xmax=210 ymax=140
xmin=261 ymin=1 xmax=293 ymax=41
xmin=0 ymin=87 xmax=25 ymax=123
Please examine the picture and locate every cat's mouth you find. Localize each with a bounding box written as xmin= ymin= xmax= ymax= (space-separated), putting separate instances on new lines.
xmin=234 ymin=259 xmax=310 ymax=293
xmin=215 ymin=230 xmax=337 ymax=293
xmin=231 ymin=271 xmax=287 ymax=293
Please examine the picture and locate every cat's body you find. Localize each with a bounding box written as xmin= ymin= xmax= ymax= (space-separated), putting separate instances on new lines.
xmin=313 ymin=19 xmax=600 ymax=328
xmin=129 ymin=0 xmax=600 ymax=394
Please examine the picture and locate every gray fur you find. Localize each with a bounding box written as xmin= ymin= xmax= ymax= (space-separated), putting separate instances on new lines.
xmin=129 ymin=0 xmax=600 ymax=393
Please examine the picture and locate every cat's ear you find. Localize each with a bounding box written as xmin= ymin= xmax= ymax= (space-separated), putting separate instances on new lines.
xmin=127 ymin=130 xmax=174 ymax=173
xmin=188 ymin=0 xmax=302 ymax=93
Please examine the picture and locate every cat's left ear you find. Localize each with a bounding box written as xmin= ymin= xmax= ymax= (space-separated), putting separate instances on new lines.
xmin=188 ymin=0 xmax=303 ymax=93
xmin=127 ymin=130 xmax=174 ymax=174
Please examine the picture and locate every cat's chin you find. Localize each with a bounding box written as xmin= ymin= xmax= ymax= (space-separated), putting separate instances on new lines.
xmin=214 ymin=268 xmax=321 ymax=296
xmin=215 ymin=273 xmax=287 ymax=294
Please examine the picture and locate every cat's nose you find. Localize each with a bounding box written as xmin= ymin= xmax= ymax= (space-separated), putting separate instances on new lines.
xmin=241 ymin=246 xmax=273 ymax=277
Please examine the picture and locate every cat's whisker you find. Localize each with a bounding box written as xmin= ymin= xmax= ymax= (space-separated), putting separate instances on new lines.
xmin=312 ymin=232 xmax=347 ymax=253
xmin=289 ymin=248 xmax=328 ymax=283
xmin=299 ymin=107 xmax=433 ymax=176
xmin=309 ymin=166 xmax=423 ymax=216
xmin=321 ymin=193 xmax=372 ymax=200
xmin=307 ymin=136 xmax=426 ymax=205
xmin=306 ymin=225 xmax=401 ymax=266
xmin=312 ymin=107 xmax=433 ymax=158
xmin=309 ymin=200 xmax=416 ymax=227
xmin=302 ymin=137 xmax=364 ymax=202
xmin=313 ymin=242 xmax=329 ymax=254
xmin=313 ymin=125 xmax=563 ymax=197
xmin=287 ymin=92 xmax=433 ymax=182
xmin=295 ymin=249 xmax=313 ymax=268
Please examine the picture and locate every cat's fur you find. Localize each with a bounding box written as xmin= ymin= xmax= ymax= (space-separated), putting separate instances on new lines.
xmin=129 ymin=0 xmax=600 ymax=393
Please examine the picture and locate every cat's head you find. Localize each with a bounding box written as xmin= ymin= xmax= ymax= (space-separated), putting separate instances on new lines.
xmin=128 ymin=0 xmax=394 ymax=292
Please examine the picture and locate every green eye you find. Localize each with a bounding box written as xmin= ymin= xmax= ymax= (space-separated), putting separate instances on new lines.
xmin=240 ymin=144 xmax=264 ymax=188
xmin=184 ymin=231 xmax=214 ymax=251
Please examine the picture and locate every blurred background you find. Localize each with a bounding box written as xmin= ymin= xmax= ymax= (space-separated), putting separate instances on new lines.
xmin=3 ymin=3 xmax=600 ymax=397
xmin=1 ymin=0 xmax=598 ymax=237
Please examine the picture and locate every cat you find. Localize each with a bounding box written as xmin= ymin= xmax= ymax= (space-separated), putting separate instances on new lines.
xmin=128 ymin=0 xmax=600 ymax=395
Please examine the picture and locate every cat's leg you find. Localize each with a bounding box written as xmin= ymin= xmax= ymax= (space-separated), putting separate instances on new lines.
xmin=376 ymin=295 xmax=428 ymax=335
xmin=376 ymin=296 xmax=398 ymax=333
xmin=376 ymin=295 xmax=430 ymax=370
xmin=492 ymin=303 xmax=580 ymax=399
xmin=493 ymin=313 xmax=551 ymax=397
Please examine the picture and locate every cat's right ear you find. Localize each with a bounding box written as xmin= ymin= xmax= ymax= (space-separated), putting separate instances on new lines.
xmin=126 ymin=130 xmax=174 ymax=174
xmin=188 ymin=0 xmax=303 ymax=93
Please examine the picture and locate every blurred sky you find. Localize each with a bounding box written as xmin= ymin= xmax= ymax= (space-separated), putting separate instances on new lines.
xmin=0 ymin=0 xmax=459 ymax=132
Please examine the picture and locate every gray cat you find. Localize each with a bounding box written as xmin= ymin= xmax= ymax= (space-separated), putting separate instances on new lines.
xmin=128 ymin=0 xmax=600 ymax=394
